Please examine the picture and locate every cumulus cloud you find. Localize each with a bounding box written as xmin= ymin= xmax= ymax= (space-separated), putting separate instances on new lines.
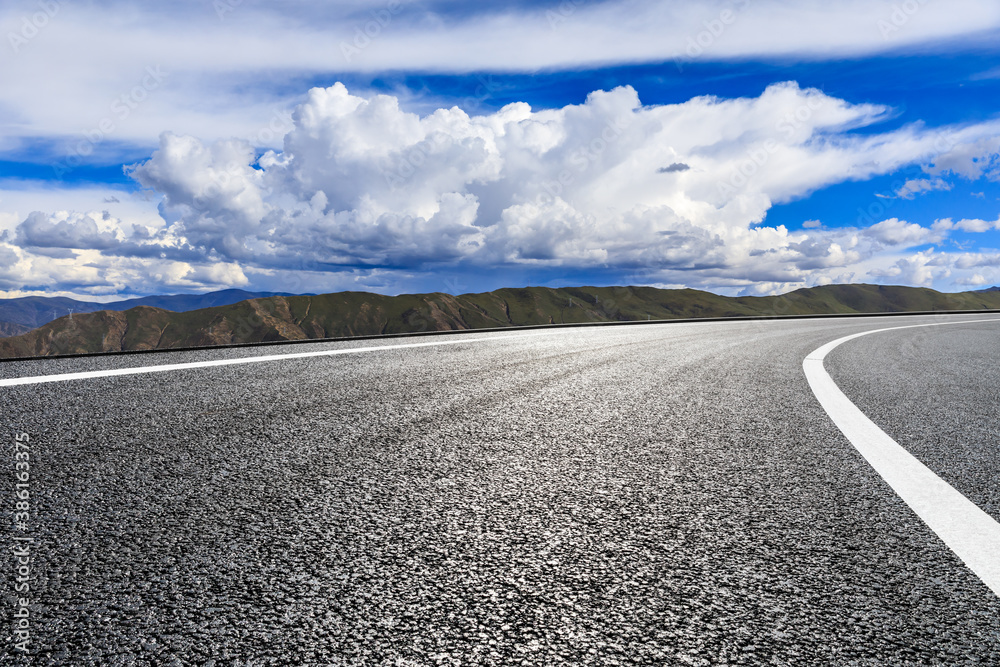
xmin=934 ymin=215 xmax=1000 ymax=233
xmin=9 ymin=81 xmax=1000 ymax=296
xmin=953 ymin=252 xmax=1000 ymax=270
xmin=0 ymin=243 xmax=24 ymax=290
xmin=176 ymin=262 xmax=249 ymax=289
xmin=119 ymin=82 xmax=997 ymax=284
xmin=926 ymin=136 xmax=1000 ymax=181
xmin=869 ymin=251 xmax=945 ymax=287
xmin=886 ymin=177 xmax=954 ymax=199
xmin=956 ymin=273 xmax=990 ymax=286
xmin=14 ymin=210 xmax=125 ymax=257
xmin=862 ymin=217 xmax=948 ymax=246
xmin=126 ymin=135 xmax=268 ymax=260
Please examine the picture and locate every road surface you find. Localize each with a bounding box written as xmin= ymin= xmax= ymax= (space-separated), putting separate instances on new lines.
xmin=2 ymin=314 xmax=999 ymax=665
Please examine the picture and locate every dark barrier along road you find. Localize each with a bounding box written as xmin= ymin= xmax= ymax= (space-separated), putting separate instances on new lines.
xmin=2 ymin=313 xmax=999 ymax=665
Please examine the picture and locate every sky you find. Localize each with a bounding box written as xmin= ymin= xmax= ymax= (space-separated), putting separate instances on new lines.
xmin=1 ymin=0 xmax=999 ymax=300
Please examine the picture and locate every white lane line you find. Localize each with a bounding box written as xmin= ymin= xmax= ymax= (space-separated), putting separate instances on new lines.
xmin=0 ymin=332 xmax=562 ymax=387
xmin=0 ymin=313 xmax=961 ymax=388
xmin=0 ymin=314 xmax=848 ymax=388
xmin=804 ymin=317 xmax=1000 ymax=597
xmin=0 ymin=315 xmax=790 ymax=387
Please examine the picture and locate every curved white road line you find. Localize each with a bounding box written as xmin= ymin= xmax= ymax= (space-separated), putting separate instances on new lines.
xmin=0 ymin=316 xmax=765 ymax=387
xmin=0 ymin=315 xmax=811 ymax=387
xmin=804 ymin=318 xmax=1000 ymax=597
xmin=6 ymin=315 xmax=1000 ymax=596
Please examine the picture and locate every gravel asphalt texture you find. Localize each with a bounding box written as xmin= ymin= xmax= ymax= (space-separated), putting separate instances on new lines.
xmin=826 ymin=316 xmax=1000 ymax=525
xmin=1 ymin=314 xmax=999 ymax=665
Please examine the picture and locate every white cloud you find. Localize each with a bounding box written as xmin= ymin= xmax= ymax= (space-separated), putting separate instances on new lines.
xmin=0 ymin=183 xmax=163 ymax=230
xmin=888 ymin=177 xmax=953 ymax=199
xmin=2 ymin=0 xmax=1000 ymax=157
xmin=953 ymin=252 xmax=1000 ymax=270
xmin=933 ymin=215 xmax=1000 ymax=233
xmin=971 ymin=66 xmax=1000 ymax=81
xmin=5 ymin=81 xmax=1000 ymax=296
xmin=13 ymin=210 xmax=124 ymax=257
xmin=73 ymin=83 xmax=979 ymax=291
xmin=956 ymin=273 xmax=990 ymax=286
xmin=174 ymin=262 xmax=249 ymax=289
xmin=926 ymin=136 xmax=1000 ymax=181
xmin=869 ymin=250 xmax=949 ymax=287
xmin=122 ymin=82 xmax=995 ymax=276
xmin=862 ymin=217 xmax=947 ymax=246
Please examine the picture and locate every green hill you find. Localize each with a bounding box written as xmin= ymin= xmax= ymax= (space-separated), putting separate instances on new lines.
xmin=2 ymin=283 xmax=999 ymax=360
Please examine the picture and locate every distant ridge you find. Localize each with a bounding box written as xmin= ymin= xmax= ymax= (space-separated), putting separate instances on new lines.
xmin=0 ymin=289 xmax=303 ymax=331
xmin=2 ymin=283 xmax=1000 ymax=360
xmin=0 ymin=321 xmax=31 ymax=338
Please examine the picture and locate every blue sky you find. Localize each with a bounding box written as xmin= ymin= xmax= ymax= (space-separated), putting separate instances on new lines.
xmin=1 ymin=0 xmax=999 ymax=300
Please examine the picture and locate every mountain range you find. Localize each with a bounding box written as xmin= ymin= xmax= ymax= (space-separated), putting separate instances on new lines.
xmin=0 ymin=289 xmax=302 ymax=335
xmin=1 ymin=283 xmax=999 ymax=360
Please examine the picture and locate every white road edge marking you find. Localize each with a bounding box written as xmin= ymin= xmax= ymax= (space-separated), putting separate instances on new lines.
xmin=804 ymin=317 xmax=1000 ymax=597
xmin=0 ymin=315 xmax=805 ymax=388
xmin=0 ymin=332 xmax=562 ymax=387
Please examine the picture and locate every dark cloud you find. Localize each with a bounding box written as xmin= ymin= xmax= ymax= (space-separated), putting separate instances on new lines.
xmin=658 ymin=163 xmax=690 ymax=174
xmin=14 ymin=211 xmax=122 ymax=251
xmin=0 ymin=245 xmax=18 ymax=266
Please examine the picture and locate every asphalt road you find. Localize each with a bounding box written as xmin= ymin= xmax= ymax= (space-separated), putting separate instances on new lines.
xmin=826 ymin=317 xmax=1000 ymax=526
xmin=2 ymin=314 xmax=999 ymax=665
